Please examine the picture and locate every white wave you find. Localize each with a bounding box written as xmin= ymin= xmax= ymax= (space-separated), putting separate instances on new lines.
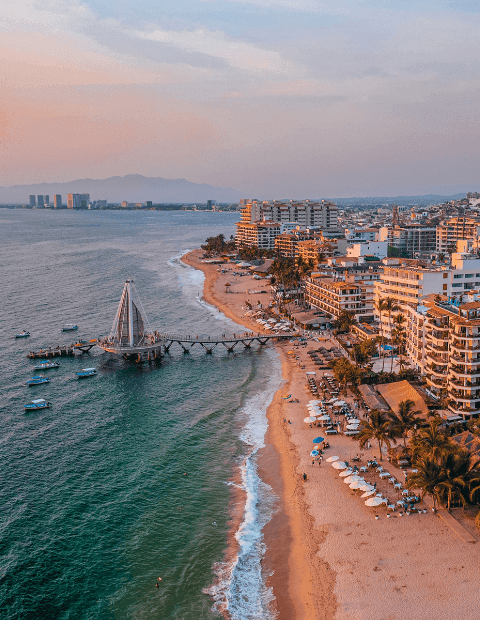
xmin=207 ymin=348 xmax=283 ymax=620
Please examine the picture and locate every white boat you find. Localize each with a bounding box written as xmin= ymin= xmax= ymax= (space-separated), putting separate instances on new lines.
xmin=25 ymin=398 xmax=51 ymax=411
xmin=34 ymin=361 xmax=59 ymax=370
xmin=15 ymin=331 xmax=30 ymax=338
xmin=76 ymin=368 xmax=97 ymax=378
xmin=62 ymin=324 xmax=78 ymax=332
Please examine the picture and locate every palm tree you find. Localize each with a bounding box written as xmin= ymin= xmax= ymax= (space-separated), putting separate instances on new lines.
xmin=375 ymin=297 xmax=388 ymax=371
xmin=406 ymin=457 xmax=443 ymax=510
xmin=384 ymin=297 xmax=401 ymax=371
xmin=356 ymin=409 xmax=395 ymax=460
xmin=388 ymin=399 xmax=422 ymax=446
xmin=391 ymin=313 xmax=407 ymax=373
xmin=436 ymin=451 xmax=477 ymax=511
xmin=409 ymin=418 xmax=453 ymax=462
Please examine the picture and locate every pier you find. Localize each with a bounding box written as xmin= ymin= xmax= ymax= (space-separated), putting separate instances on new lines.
xmin=161 ymin=333 xmax=296 ymax=354
xmin=26 ymin=281 xmax=299 ymax=362
xmin=27 ymin=340 xmax=98 ymax=359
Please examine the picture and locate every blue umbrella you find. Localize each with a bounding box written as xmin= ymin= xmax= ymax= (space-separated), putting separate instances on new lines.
xmin=313 ymin=436 xmax=324 ymax=443
xmin=311 ymin=450 xmax=319 ymax=457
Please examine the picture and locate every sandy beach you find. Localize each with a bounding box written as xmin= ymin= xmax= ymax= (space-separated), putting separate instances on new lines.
xmin=182 ymin=249 xmax=480 ymax=620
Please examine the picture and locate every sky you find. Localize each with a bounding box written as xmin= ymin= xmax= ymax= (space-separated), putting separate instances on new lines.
xmin=2 ymin=0 xmax=480 ymax=197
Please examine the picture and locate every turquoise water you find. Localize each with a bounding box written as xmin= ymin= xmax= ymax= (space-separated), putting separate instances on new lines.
xmin=0 ymin=210 xmax=280 ymax=620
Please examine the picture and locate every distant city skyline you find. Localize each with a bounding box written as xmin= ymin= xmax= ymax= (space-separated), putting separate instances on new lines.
xmin=2 ymin=0 xmax=480 ymax=196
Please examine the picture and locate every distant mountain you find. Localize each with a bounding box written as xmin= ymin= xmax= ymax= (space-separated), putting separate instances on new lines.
xmin=334 ymin=194 xmax=466 ymax=206
xmin=0 ymin=174 xmax=244 ymax=204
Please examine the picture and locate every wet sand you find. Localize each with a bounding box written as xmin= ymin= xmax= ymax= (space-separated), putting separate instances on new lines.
xmin=182 ymin=249 xmax=480 ymax=620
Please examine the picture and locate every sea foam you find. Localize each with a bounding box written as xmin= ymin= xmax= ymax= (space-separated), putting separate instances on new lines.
xmin=207 ymin=348 xmax=283 ymax=620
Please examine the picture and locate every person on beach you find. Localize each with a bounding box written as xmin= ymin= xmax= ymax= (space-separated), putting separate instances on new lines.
xmin=303 ymin=473 xmax=307 ymax=481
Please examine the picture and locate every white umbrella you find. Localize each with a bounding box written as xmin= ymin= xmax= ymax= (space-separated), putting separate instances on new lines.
xmin=309 ymin=400 xmax=322 ymax=405
xmin=346 ymin=424 xmax=360 ymax=430
xmin=348 ymin=419 xmax=360 ymax=423
xmin=318 ymin=415 xmax=331 ymax=421
xmin=333 ymin=400 xmax=347 ymax=406
xmin=339 ymin=469 xmax=354 ymax=477
xmin=361 ymin=489 xmax=377 ymax=498
xmin=359 ymin=484 xmax=375 ymax=492
xmin=365 ymin=497 xmax=386 ymax=507
xmin=304 ymin=416 xmax=317 ymax=423
xmin=332 ymin=461 xmax=348 ymax=469
xmin=344 ymin=475 xmax=363 ymax=484
xmin=326 ymin=455 xmax=339 ymax=462
xmin=349 ymin=480 xmax=365 ymax=489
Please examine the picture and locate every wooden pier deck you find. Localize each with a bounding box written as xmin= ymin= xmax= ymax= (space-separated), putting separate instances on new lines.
xmin=27 ymin=340 xmax=98 ymax=359
xmin=161 ymin=332 xmax=298 ymax=354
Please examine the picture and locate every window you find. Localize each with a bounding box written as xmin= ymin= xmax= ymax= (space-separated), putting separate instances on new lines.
xmin=443 ymin=284 xmax=448 ymax=290
xmin=443 ymin=273 xmax=448 ymax=278
xmin=454 ymin=274 xmax=462 ymax=279
xmin=465 ymin=274 xmax=474 ymax=278
xmin=452 ymin=283 xmax=462 ymax=288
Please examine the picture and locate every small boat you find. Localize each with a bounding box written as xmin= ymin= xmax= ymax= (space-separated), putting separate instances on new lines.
xmin=34 ymin=361 xmax=59 ymax=370
xmin=282 ymin=393 xmax=292 ymax=400
xmin=24 ymin=398 xmax=51 ymax=411
xmin=15 ymin=331 xmax=30 ymax=338
xmin=27 ymin=375 xmax=51 ymax=386
xmin=76 ymin=368 xmax=96 ymax=378
xmin=62 ymin=324 xmax=78 ymax=332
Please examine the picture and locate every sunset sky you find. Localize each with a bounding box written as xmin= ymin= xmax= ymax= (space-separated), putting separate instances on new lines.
xmin=2 ymin=0 xmax=480 ymax=197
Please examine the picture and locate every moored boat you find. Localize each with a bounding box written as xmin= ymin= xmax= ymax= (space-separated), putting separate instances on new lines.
xmin=24 ymin=398 xmax=51 ymax=411
xmin=34 ymin=361 xmax=60 ymax=370
xmin=27 ymin=375 xmax=51 ymax=386
xmin=62 ymin=324 xmax=78 ymax=332
xmin=15 ymin=331 xmax=30 ymax=338
xmin=76 ymin=368 xmax=96 ymax=378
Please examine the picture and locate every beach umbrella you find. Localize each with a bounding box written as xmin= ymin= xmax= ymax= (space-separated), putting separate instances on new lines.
xmin=309 ymin=400 xmax=322 ymax=405
xmin=311 ymin=450 xmax=319 ymax=456
xmin=349 ymin=480 xmax=365 ymax=489
xmin=304 ymin=416 xmax=317 ymax=423
xmin=359 ymin=484 xmax=375 ymax=492
xmin=313 ymin=437 xmax=324 ymax=443
xmin=318 ymin=415 xmax=331 ymax=421
xmin=339 ymin=469 xmax=354 ymax=477
xmin=326 ymin=456 xmax=339 ymax=462
xmin=365 ymin=497 xmax=386 ymax=507
xmin=346 ymin=424 xmax=360 ymax=430
xmin=332 ymin=461 xmax=348 ymax=469
xmin=361 ymin=489 xmax=377 ymax=498
xmin=344 ymin=475 xmax=363 ymax=484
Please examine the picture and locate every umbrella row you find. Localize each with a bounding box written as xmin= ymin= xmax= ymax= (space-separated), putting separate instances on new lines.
xmin=328 ymin=456 xmax=385 ymax=506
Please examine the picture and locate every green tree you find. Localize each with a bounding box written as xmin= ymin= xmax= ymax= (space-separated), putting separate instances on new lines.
xmin=356 ymin=409 xmax=396 ymax=460
xmin=436 ymin=451 xmax=478 ymax=511
xmin=409 ymin=418 xmax=454 ymax=462
xmin=406 ymin=457 xmax=443 ymax=510
xmin=384 ymin=297 xmax=401 ymax=372
xmin=375 ymin=297 xmax=388 ymax=372
xmin=388 ymin=399 xmax=422 ymax=446
xmin=332 ymin=310 xmax=358 ymax=334
xmin=391 ymin=313 xmax=407 ymax=373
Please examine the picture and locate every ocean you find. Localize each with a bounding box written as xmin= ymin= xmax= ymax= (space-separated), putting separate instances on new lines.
xmin=0 ymin=209 xmax=282 ymax=620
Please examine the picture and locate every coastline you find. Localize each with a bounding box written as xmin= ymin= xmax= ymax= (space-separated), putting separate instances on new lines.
xmin=181 ymin=248 xmax=480 ymax=620
xmin=182 ymin=249 xmax=336 ymax=619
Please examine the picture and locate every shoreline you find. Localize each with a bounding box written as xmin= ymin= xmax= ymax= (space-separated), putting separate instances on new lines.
xmin=181 ymin=249 xmax=335 ymax=619
xmin=181 ymin=248 xmax=480 ymax=620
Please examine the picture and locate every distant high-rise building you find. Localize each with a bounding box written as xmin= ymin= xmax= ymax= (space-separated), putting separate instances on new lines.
xmin=37 ymin=195 xmax=45 ymax=208
xmin=29 ymin=195 xmax=35 ymax=207
xmin=44 ymin=195 xmax=50 ymax=206
xmin=67 ymin=193 xmax=90 ymax=209
xmin=96 ymin=200 xmax=107 ymax=209
xmin=54 ymin=195 xmax=62 ymax=209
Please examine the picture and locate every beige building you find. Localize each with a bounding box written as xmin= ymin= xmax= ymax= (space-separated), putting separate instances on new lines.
xmin=436 ymin=217 xmax=480 ymax=254
xmin=235 ymin=221 xmax=281 ymax=249
xmin=239 ymin=199 xmax=338 ymax=230
xmin=305 ymin=275 xmax=368 ymax=322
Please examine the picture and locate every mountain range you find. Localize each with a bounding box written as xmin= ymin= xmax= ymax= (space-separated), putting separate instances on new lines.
xmin=0 ymin=175 xmax=244 ymax=204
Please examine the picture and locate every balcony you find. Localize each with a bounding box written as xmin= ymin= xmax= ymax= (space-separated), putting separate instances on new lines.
xmin=427 ymin=375 xmax=447 ymax=388
xmin=451 ymin=355 xmax=480 ymax=364
xmin=450 ymin=340 xmax=480 ymax=352
xmin=450 ymin=366 xmax=480 ymax=377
